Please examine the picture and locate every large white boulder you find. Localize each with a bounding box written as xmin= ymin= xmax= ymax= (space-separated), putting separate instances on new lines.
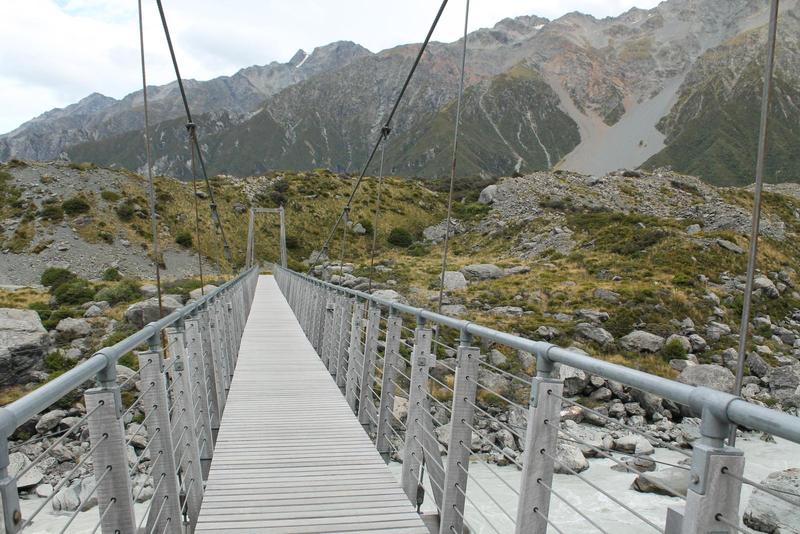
xmin=0 ymin=308 xmax=51 ymax=386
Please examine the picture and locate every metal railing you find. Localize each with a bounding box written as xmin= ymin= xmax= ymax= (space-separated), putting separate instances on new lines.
xmin=0 ymin=267 xmax=259 ymax=533
xmin=275 ymin=265 xmax=800 ymax=534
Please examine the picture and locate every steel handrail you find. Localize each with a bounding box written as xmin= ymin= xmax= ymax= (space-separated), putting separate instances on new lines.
xmin=276 ymin=266 xmax=800 ymax=443
xmin=0 ymin=266 xmax=258 ymax=439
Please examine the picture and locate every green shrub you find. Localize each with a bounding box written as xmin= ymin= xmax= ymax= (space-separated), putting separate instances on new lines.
xmin=67 ymin=162 xmax=96 ymax=171
xmin=100 ymin=190 xmax=121 ymax=202
xmin=45 ymin=351 xmax=75 ymax=374
xmin=53 ymin=279 xmax=94 ymax=305
xmin=40 ymin=267 xmax=77 ymax=289
xmin=672 ymin=273 xmax=694 ymax=287
xmin=273 ymin=178 xmax=289 ymax=193
xmin=97 ymin=230 xmax=113 ymax=244
xmin=101 ymin=267 xmax=122 ymax=281
xmin=116 ymin=202 xmax=134 ymax=221
xmin=39 ymin=203 xmax=64 ymax=222
xmin=284 ymin=235 xmax=300 ymax=250
xmin=407 ymin=242 xmax=430 ymax=257
xmin=357 ymin=219 xmax=374 ymax=237
xmin=39 ymin=306 xmax=81 ymax=330
xmin=662 ymin=338 xmax=688 ymax=360
xmin=175 ymin=231 xmax=193 ymax=248
xmin=387 ymin=227 xmax=413 ymax=247
xmin=94 ymin=279 xmax=140 ymax=305
xmin=61 ymin=196 xmax=90 ymax=215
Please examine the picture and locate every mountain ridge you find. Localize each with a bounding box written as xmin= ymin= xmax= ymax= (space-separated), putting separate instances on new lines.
xmin=2 ymin=0 xmax=799 ymax=185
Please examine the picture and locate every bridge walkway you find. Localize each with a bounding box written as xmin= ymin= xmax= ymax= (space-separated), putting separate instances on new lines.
xmin=195 ymin=275 xmax=427 ymax=533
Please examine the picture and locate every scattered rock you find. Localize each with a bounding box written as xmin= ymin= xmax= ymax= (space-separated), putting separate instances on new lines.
xmin=35 ymin=409 xmax=67 ymax=434
xmin=460 ymin=264 xmax=504 ymax=280
xmin=124 ymin=296 xmax=183 ymax=328
xmin=371 ymin=289 xmax=408 ymax=305
xmin=620 ymin=330 xmax=665 ymax=353
xmin=8 ymin=452 xmax=44 ymax=489
xmin=189 ymin=285 xmax=217 ymax=300
xmin=554 ymin=441 xmax=589 ymax=474
xmin=478 ymin=184 xmax=497 ymax=204
xmin=0 ymin=308 xmax=51 ymax=387
xmin=55 ymin=317 xmax=92 ymax=339
xmin=743 ymin=468 xmax=800 ymax=533
xmin=594 ymin=288 xmax=620 ymax=303
xmin=442 ymin=271 xmax=468 ymax=290
xmin=717 ymin=239 xmax=744 ymax=254
xmin=574 ymin=323 xmax=614 ymax=346
xmin=677 ymin=364 xmax=735 ymax=393
xmin=631 ymin=467 xmax=689 ymax=496
xmin=490 ymin=306 xmax=523 ymax=316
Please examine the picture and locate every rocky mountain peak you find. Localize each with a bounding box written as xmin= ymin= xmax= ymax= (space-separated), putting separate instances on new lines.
xmin=288 ymin=49 xmax=308 ymax=67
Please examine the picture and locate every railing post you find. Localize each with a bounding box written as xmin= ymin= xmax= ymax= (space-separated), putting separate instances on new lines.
xmin=207 ymin=301 xmax=229 ymax=419
xmin=376 ymin=309 xmax=402 ymax=460
xmin=165 ymin=325 xmax=204 ymax=531
xmin=335 ymin=297 xmax=353 ymax=389
xmin=198 ymin=304 xmax=222 ymax=442
xmin=138 ymin=347 xmax=182 ymax=534
xmin=345 ymin=299 xmax=366 ymax=411
xmin=515 ymin=352 xmax=563 ymax=534
xmin=674 ymin=403 xmax=745 ymax=533
xmin=185 ymin=317 xmax=214 ymax=476
xmin=321 ymin=294 xmax=335 ymax=368
xmin=440 ymin=331 xmax=480 ymax=534
xmin=82 ymin=362 xmax=137 ymax=534
xmin=312 ymin=284 xmax=326 ymax=353
xmin=402 ymin=318 xmax=433 ymax=503
xmin=0 ymin=437 xmax=21 ymax=533
xmin=358 ymin=302 xmax=382 ymax=427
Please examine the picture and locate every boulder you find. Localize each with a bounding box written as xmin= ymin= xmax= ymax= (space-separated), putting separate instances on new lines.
xmin=124 ymin=296 xmax=182 ymax=328
xmin=554 ymin=441 xmax=589 ymax=474
xmin=631 ymin=467 xmax=689 ymax=496
xmin=55 ymin=317 xmax=92 ymax=339
xmin=422 ymin=219 xmax=464 ymax=242
xmin=768 ymin=364 xmax=800 ymax=401
xmin=747 ymin=352 xmax=770 ymax=378
xmin=554 ymin=363 xmax=589 ymax=396
xmin=441 ymin=304 xmax=467 ymax=317
xmin=594 ymin=288 xmax=620 ymax=303
xmin=754 ymin=275 xmax=780 ymax=298
xmin=371 ymin=289 xmax=408 ymax=305
xmin=351 ymin=222 xmax=367 ymax=235
xmin=575 ymin=309 xmax=609 ymax=323
xmin=488 ymin=350 xmax=507 ymax=366
xmin=743 ymin=468 xmax=800 ymax=533
xmin=83 ymin=305 xmax=103 ymax=318
xmin=51 ymin=481 xmax=81 ymax=512
xmin=688 ymin=334 xmax=707 ymax=352
xmin=706 ymin=321 xmax=732 ymax=342
xmin=35 ymin=409 xmax=67 ymax=434
xmin=478 ymin=184 xmax=497 ymax=204
xmin=677 ymin=364 xmax=735 ymax=393
xmin=716 ymin=239 xmax=744 ymax=254
xmin=0 ymin=308 xmax=51 ymax=387
xmin=620 ymin=330 xmax=665 ymax=353
xmin=8 ymin=452 xmax=43 ymax=489
xmin=392 ymin=397 xmax=408 ymax=426
xmin=490 ymin=306 xmax=523 ymax=316
xmin=442 ymin=271 xmax=468 ymax=290
xmin=460 ymin=264 xmax=504 ymax=280
xmin=574 ymin=323 xmax=614 ymax=346
xmin=189 ymin=285 xmax=217 ymax=300
xmin=503 ymin=266 xmax=531 ymax=276
xmin=614 ymin=435 xmax=655 ymax=455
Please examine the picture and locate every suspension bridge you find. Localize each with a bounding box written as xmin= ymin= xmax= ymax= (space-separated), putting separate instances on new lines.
xmin=1 ymin=265 xmax=799 ymax=534
xmin=2 ymin=0 xmax=798 ymax=532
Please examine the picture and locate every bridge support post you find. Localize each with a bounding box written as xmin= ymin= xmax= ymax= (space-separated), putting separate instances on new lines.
xmin=376 ymin=310 xmax=402 ymax=461
xmin=321 ymin=293 xmax=336 ymax=368
xmin=358 ymin=302 xmax=382 ymax=427
xmin=440 ymin=332 xmax=480 ymax=534
xmin=515 ymin=353 xmax=563 ymax=534
xmin=311 ymin=283 xmax=326 ymax=352
xmin=401 ymin=319 xmax=433 ymax=503
xmin=165 ymin=325 xmax=205 ymax=532
xmin=185 ymin=317 xmax=214 ymax=476
xmin=675 ymin=405 xmax=745 ymax=533
xmin=84 ymin=384 xmax=137 ymax=534
xmin=207 ymin=301 xmax=229 ymax=418
xmin=346 ymin=299 xmax=366 ymax=411
xmin=335 ymin=297 xmax=353 ymax=389
xmin=138 ymin=349 xmax=183 ymax=534
xmin=198 ymin=304 xmax=222 ymax=442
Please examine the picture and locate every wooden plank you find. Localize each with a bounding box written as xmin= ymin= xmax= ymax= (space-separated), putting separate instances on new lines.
xmin=196 ymin=276 xmax=426 ymax=533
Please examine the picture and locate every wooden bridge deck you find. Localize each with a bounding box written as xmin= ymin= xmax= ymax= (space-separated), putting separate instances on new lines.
xmin=195 ymin=275 xmax=428 ymax=533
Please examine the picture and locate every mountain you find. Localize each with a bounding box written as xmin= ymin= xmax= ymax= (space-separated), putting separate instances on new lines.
xmin=0 ymin=41 xmax=372 ymax=161
xmin=2 ymin=0 xmax=799 ymax=185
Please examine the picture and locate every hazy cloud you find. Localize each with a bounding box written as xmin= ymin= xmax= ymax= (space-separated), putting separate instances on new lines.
xmin=0 ymin=0 xmax=661 ymax=134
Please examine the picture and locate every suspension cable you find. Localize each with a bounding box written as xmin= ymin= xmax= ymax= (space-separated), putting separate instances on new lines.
xmin=137 ymin=0 xmax=164 ymax=317
xmin=367 ymin=137 xmax=388 ymax=293
xmin=436 ymin=0 xmax=469 ymax=315
xmin=307 ymin=0 xmax=450 ymax=274
xmin=154 ymin=0 xmax=232 ymax=264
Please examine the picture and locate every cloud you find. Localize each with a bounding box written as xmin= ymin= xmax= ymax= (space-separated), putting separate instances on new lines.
xmin=0 ymin=0 xmax=662 ymax=134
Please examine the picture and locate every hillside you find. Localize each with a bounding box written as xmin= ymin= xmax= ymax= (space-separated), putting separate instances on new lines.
xmin=3 ymin=0 xmax=799 ymax=185
xmin=3 ymin=160 xmax=800 ymax=388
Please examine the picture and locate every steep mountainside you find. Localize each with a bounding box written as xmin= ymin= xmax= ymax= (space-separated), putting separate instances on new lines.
xmin=3 ymin=0 xmax=800 ymax=185
xmin=0 ymin=41 xmax=372 ymax=161
xmin=644 ymin=10 xmax=800 ymax=184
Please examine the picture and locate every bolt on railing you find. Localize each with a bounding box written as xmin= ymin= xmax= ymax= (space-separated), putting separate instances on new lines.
xmin=0 ymin=267 xmax=258 ymax=534
xmin=274 ymin=265 xmax=800 ymax=534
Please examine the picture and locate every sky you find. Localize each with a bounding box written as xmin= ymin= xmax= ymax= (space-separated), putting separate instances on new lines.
xmin=0 ymin=0 xmax=662 ymax=135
